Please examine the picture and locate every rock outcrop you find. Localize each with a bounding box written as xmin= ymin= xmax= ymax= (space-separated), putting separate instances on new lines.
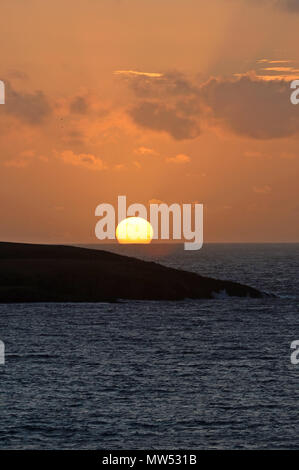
xmin=0 ymin=242 xmax=269 ymax=302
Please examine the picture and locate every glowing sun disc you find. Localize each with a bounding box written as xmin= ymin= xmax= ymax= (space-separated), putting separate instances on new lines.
xmin=116 ymin=217 xmax=154 ymax=244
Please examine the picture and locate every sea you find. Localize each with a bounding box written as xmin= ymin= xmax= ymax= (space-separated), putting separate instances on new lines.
xmin=0 ymin=243 xmax=298 ymax=449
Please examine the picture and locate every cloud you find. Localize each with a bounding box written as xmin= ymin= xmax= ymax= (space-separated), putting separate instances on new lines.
xmin=117 ymin=69 xmax=200 ymax=140
xmin=257 ymin=60 xmax=292 ymax=64
xmin=239 ymin=0 xmax=299 ymax=12
xmin=2 ymin=82 xmax=51 ymax=124
xmin=253 ymin=185 xmax=272 ymax=194
xmin=70 ymin=96 xmax=89 ymax=114
xmin=121 ymin=68 xmax=299 ymax=140
xmin=277 ymin=0 xmax=299 ymax=12
xmin=60 ymin=150 xmax=106 ymax=171
xmin=124 ymin=70 xmax=197 ymax=99
xmin=166 ymin=154 xmax=191 ymax=164
xmin=134 ymin=146 xmax=158 ymax=156
xmin=201 ymin=75 xmax=299 ymax=139
xmin=246 ymin=59 xmax=299 ymax=81
xmin=129 ymin=101 xmax=200 ymax=140
xmin=114 ymin=70 xmax=163 ymax=78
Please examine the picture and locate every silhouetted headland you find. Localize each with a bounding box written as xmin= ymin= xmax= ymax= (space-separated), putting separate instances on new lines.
xmin=0 ymin=242 xmax=270 ymax=302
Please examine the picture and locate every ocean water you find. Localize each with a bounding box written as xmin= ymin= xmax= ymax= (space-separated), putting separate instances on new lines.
xmin=0 ymin=244 xmax=298 ymax=449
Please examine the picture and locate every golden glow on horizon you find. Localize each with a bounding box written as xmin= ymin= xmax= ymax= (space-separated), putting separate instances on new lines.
xmin=114 ymin=70 xmax=163 ymax=78
xmin=116 ymin=217 xmax=154 ymax=244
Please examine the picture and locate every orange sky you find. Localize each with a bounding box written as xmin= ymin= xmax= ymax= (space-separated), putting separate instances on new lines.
xmin=0 ymin=0 xmax=298 ymax=243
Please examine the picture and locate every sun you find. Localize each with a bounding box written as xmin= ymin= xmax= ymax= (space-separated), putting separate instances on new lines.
xmin=116 ymin=217 xmax=154 ymax=244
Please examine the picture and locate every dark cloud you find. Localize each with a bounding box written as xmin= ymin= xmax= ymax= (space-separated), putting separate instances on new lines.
xmin=275 ymin=0 xmax=299 ymax=11
xmin=201 ymin=75 xmax=299 ymax=139
xmin=281 ymin=0 xmax=299 ymax=11
xmin=246 ymin=0 xmax=299 ymax=12
xmin=126 ymin=70 xmax=299 ymax=140
xmin=2 ymin=82 xmax=51 ymax=124
xmin=121 ymin=70 xmax=200 ymax=140
xmin=125 ymin=71 xmax=197 ymax=99
xmin=129 ymin=101 xmax=200 ymax=140
xmin=70 ymin=96 xmax=89 ymax=114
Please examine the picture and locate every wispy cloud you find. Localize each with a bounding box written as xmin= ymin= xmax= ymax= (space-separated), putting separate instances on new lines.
xmin=114 ymin=70 xmax=163 ymax=78
xmin=250 ymin=59 xmax=299 ymax=81
xmin=60 ymin=150 xmax=106 ymax=171
xmin=253 ymin=185 xmax=272 ymax=194
xmin=257 ymin=59 xmax=293 ymax=64
xmin=166 ymin=154 xmax=191 ymax=164
xmin=134 ymin=146 xmax=158 ymax=156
